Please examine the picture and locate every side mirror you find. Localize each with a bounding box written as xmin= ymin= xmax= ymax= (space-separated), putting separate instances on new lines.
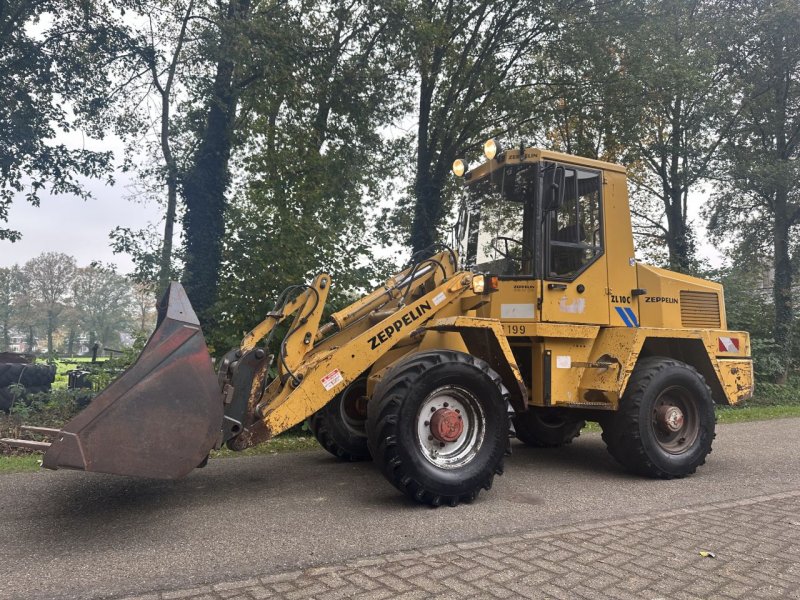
xmin=454 ymin=200 xmax=468 ymax=241
xmin=542 ymin=165 xmax=565 ymax=212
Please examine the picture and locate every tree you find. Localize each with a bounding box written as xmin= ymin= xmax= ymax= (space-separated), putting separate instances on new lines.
xmin=532 ymin=1 xmax=630 ymax=161
xmin=610 ymin=0 xmax=742 ymax=272
xmin=0 ymin=266 xmax=24 ymax=351
xmin=706 ymin=0 xmax=800 ymax=381
xmin=23 ymin=252 xmax=77 ymax=356
xmin=72 ymin=263 xmax=134 ymax=348
xmin=95 ymin=0 xmax=200 ymax=296
xmin=0 ymin=0 xmax=117 ymax=241
xmin=403 ymin=0 xmax=557 ymax=254
xmin=131 ymin=282 xmax=158 ymax=335
xmin=180 ymin=0 xmax=254 ymax=325
xmin=213 ymin=0 xmax=403 ymax=350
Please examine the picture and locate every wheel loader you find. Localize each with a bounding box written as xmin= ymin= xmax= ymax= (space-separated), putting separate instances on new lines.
xmin=2 ymin=141 xmax=754 ymax=507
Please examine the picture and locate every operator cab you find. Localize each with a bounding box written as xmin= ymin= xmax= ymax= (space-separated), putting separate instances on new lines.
xmin=455 ymin=146 xmax=603 ymax=282
xmin=453 ymin=142 xmax=619 ymax=327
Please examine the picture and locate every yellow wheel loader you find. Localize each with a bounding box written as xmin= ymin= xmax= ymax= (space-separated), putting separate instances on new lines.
xmin=2 ymin=142 xmax=754 ymax=507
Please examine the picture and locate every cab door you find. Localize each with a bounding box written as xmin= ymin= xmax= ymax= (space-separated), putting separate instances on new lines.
xmin=540 ymin=166 xmax=610 ymax=325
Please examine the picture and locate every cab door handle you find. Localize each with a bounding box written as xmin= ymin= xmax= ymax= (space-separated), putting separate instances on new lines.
xmin=547 ymin=283 xmax=567 ymax=291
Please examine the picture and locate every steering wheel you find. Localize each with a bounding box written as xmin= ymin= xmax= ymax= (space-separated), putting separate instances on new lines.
xmin=490 ymin=237 xmax=534 ymax=263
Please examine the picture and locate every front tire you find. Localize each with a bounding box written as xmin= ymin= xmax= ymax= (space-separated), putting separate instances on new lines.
xmin=601 ymin=357 xmax=715 ymax=478
xmin=367 ymin=350 xmax=509 ymax=507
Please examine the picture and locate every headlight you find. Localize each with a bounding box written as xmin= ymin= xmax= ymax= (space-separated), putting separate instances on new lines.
xmin=483 ymin=138 xmax=498 ymax=160
xmin=452 ymin=159 xmax=465 ymax=177
xmin=472 ymin=274 xmax=499 ymax=294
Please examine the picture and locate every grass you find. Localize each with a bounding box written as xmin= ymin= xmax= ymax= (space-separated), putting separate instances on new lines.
xmin=2 ymin=382 xmax=798 ymax=475
xmin=211 ymin=435 xmax=319 ymax=458
xmin=45 ymin=357 xmax=109 ymax=390
xmin=0 ymin=454 xmax=41 ymax=474
xmin=715 ymin=404 xmax=800 ymax=423
xmin=0 ymin=434 xmax=320 ymax=475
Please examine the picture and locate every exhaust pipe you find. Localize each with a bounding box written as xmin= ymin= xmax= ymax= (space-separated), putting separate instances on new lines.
xmin=2 ymin=283 xmax=224 ymax=479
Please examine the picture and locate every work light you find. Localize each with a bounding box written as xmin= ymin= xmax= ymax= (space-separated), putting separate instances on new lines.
xmin=484 ymin=138 xmax=499 ymax=160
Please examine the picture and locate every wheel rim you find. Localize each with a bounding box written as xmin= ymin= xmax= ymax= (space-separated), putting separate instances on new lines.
xmin=651 ymin=385 xmax=700 ymax=454
xmin=415 ymin=385 xmax=485 ymax=469
xmin=338 ymin=380 xmax=368 ymax=436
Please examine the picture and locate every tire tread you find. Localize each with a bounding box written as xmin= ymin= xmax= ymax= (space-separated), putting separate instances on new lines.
xmin=367 ymin=350 xmax=508 ymax=507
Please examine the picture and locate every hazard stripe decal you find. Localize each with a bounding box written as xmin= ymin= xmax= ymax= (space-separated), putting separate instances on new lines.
xmin=624 ymin=307 xmax=639 ymax=327
xmin=615 ymin=306 xmax=634 ymax=327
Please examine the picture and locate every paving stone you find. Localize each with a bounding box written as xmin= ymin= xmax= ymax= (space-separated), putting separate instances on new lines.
xmin=128 ymin=492 xmax=800 ymax=600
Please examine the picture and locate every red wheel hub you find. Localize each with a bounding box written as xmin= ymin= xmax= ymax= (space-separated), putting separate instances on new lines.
xmin=656 ymin=405 xmax=685 ymax=432
xmin=430 ymin=408 xmax=463 ymax=443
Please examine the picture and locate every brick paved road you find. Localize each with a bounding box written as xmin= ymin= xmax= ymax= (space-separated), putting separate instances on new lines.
xmin=123 ymin=490 xmax=800 ymax=600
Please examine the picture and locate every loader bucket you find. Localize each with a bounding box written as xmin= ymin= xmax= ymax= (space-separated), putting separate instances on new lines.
xmin=40 ymin=283 xmax=223 ymax=479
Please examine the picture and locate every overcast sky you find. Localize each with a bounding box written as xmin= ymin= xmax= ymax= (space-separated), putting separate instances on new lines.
xmin=0 ymin=127 xmax=167 ymax=275
xmin=0 ymin=173 xmax=165 ymax=273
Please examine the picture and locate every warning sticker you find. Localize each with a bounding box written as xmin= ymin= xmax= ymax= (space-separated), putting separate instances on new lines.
xmin=556 ymin=355 xmax=572 ymax=369
xmin=433 ymin=292 xmax=447 ymax=306
xmin=321 ymin=369 xmax=344 ymax=391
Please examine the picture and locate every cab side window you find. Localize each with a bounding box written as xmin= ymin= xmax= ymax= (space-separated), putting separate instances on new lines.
xmin=547 ymin=168 xmax=603 ymax=278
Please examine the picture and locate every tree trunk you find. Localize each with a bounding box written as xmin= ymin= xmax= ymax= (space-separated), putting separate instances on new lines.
xmin=181 ymin=0 xmax=250 ymax=325
xmin=770 ymin=31 xmax=793 ymax=384
xmin=411 ymin=77 xmax=439 ymax=255
xmin=158 ymin=170 xmax=178 ymax=298
xmin=665 ymin=199 xmax=692 ymax=273
xmin=67 ymin=328 xmax=75 ymax=356
xmin=155 ymin=0 xmax=194 ymax=300
xmin=773 ymin=188 xmax=793 ymax=384
xmin=1 ymin=318 xmax=9 ymax=351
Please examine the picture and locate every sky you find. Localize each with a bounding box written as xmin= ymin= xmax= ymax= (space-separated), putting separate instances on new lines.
xmin=0 ymin=129 xmax=166 ymax=274
xmin=0 ymin=174 xmax=164 ymax=273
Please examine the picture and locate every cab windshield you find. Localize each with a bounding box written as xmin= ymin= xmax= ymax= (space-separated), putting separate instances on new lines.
xmin=461 ymin=163 xmax=538 ymax=277
xmin=458 ymin=161 xmax=603 ymax=280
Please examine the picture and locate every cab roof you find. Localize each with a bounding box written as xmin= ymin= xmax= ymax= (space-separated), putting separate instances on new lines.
xmin=464 ymin=147 xmax=627 ymax=183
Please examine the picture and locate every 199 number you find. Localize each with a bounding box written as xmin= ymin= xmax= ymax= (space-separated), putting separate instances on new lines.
xmin=505 ymin=324 xmax=527 ymax=336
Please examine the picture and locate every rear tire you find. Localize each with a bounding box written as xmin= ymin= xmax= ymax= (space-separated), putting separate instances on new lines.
xmin=307 ymin=378 xmax=371 ymax=461
xmin=0 ymin=363 xmax=55 ymax=387
xmin=601 ymin=357 xmax=715 ymax=478
xmin=513 ymin=408 xmax=584 ymax=447
xmin=367 ymin=350 xmax=509 ymax=507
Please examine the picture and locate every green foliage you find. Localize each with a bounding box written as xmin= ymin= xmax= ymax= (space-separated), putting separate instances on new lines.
xmin=750 ymin=378 xmax=800 ymax=406
xmin=0 ymin=266 xmax=24 ymax=351
xmin=0 ymin=0 xmax=121 ymax=240
xmin=401 ymin=0 xmax=560 ymax=253
xmin=72 ymin=263 xmax=136 ymax=348
xmin=0 ymin=389 xmax=86 ymax=456
xmin=704 ymin=0 xmax=800 ymax=380
xmin=24 ymin=252 xmax=77 ymax=356
xmin=210 ymin=0 xmax=406 ymax=350
xmin=750 ymin=339 xmax=791 ymax=383
xmin=3 ymin=253 xmax=146 ymax=355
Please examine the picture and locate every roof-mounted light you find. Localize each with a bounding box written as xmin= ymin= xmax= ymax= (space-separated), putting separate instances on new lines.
xmin=483 ymin=138 xmax=500 ymax=160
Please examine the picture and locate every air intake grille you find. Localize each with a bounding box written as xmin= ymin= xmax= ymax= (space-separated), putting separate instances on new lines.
xmin=680 ymin=291 xmax=721 ymax=328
